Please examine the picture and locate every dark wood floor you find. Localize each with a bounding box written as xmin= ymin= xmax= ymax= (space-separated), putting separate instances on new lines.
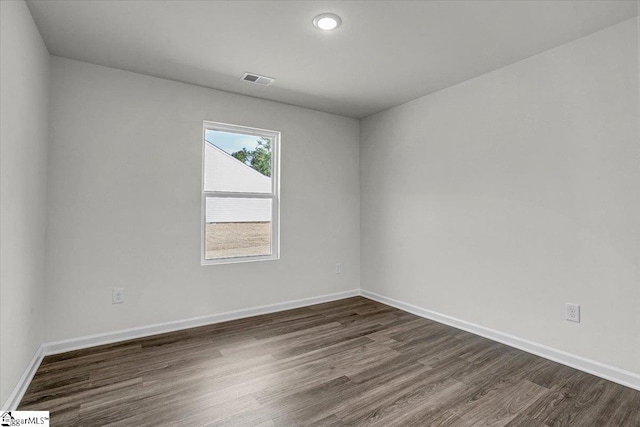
xmin=19 ymin=297 xmax=640 ymax=426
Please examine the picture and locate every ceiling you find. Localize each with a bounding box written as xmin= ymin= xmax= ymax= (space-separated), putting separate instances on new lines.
xmin=26 ymin=0 xmax=638 ymax=119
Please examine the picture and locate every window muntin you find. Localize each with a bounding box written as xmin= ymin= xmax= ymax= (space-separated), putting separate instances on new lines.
xmin=202 ymin=122 xmax=279 ymax=264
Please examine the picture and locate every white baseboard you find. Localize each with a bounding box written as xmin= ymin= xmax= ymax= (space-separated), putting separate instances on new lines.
xmin=2 ymin=289 xmax=360 ymax=410
xmin=5 ymin=287 xmax=638 ymax=411
xmin=2 ymin=345 xmax=45 ymax=411
xmin=360 ymin=289 xmax=640 ymax=392
xmin=44 ymin=289 xmax=360 ymax=356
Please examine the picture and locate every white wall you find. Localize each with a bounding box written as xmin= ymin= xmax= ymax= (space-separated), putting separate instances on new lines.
xmin=0 ymin=0 xmax=50 ymax=406
xmin=360 ymin=18 xmax=640 ymax=374
xmin=44 ymin=57 xmax=360 ymax=342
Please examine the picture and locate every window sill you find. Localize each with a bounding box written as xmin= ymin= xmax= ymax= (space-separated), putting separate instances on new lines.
xmin=201 ymin=254 xmax=280 ymax=266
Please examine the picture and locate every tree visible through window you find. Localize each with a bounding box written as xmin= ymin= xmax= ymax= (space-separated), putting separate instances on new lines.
xmin=231 ymin=137 xmax=272 ymax=177
xmin=202 ymin=122 xmax=280 ymax=264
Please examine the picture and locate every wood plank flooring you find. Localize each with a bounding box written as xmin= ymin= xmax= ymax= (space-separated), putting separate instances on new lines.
xmin=19 ymin=297 xmax=640 ymax=426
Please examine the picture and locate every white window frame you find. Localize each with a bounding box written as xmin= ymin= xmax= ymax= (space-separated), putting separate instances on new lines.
xmin=201 ymin=121 xmax=280 ymax=265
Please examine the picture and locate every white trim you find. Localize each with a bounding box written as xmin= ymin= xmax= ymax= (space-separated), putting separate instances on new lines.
xmin=43 ymin=289 xmax=359 ymax=356
xmin=2 ymin=345 xmax=46 ymax=411
xmin=360 ymin=290 xmax=640 ymax=392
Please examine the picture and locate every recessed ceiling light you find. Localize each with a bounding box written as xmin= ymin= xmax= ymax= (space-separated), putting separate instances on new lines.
xmin=312 ymin=13 xmax=342 ymax=31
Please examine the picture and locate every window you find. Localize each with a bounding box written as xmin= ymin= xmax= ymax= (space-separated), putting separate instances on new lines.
xmin=201 ymin=121 xmax=280 ymax=264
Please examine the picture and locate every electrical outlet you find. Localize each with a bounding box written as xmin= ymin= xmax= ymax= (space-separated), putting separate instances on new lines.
xmin=335 ymin=263 xmax=342 ymax=274
xmin=566 ymin=303 xmax=580 ymax=323
xmin=112 ymin=288 xmax=124 ymax=304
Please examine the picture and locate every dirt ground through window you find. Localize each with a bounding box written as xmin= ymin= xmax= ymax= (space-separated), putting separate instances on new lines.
xmin=205 ymin=222 xmax=271 ymax=259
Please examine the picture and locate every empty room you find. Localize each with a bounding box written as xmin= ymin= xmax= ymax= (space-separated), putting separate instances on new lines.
xmin=1 ymin=0 xmax=639 ymax=425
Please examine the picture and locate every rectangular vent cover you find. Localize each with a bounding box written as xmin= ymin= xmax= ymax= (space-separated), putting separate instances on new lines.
xmin=241 ymin=72 xmax=275 ymax=86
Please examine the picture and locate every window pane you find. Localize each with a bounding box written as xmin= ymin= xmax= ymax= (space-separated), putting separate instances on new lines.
xmin=204 ymin=129 xmax=272 ymax=193
xmin=205 ymin=197 xmax=272 ymax=259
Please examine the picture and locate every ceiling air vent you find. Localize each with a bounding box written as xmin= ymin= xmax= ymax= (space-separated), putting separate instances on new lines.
xmin=241 ymin=72 xmax=275 ymax=86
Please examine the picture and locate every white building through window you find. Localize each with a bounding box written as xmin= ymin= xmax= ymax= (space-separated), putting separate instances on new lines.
xmin=202 ymin=121 xmax=280 ymax=264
